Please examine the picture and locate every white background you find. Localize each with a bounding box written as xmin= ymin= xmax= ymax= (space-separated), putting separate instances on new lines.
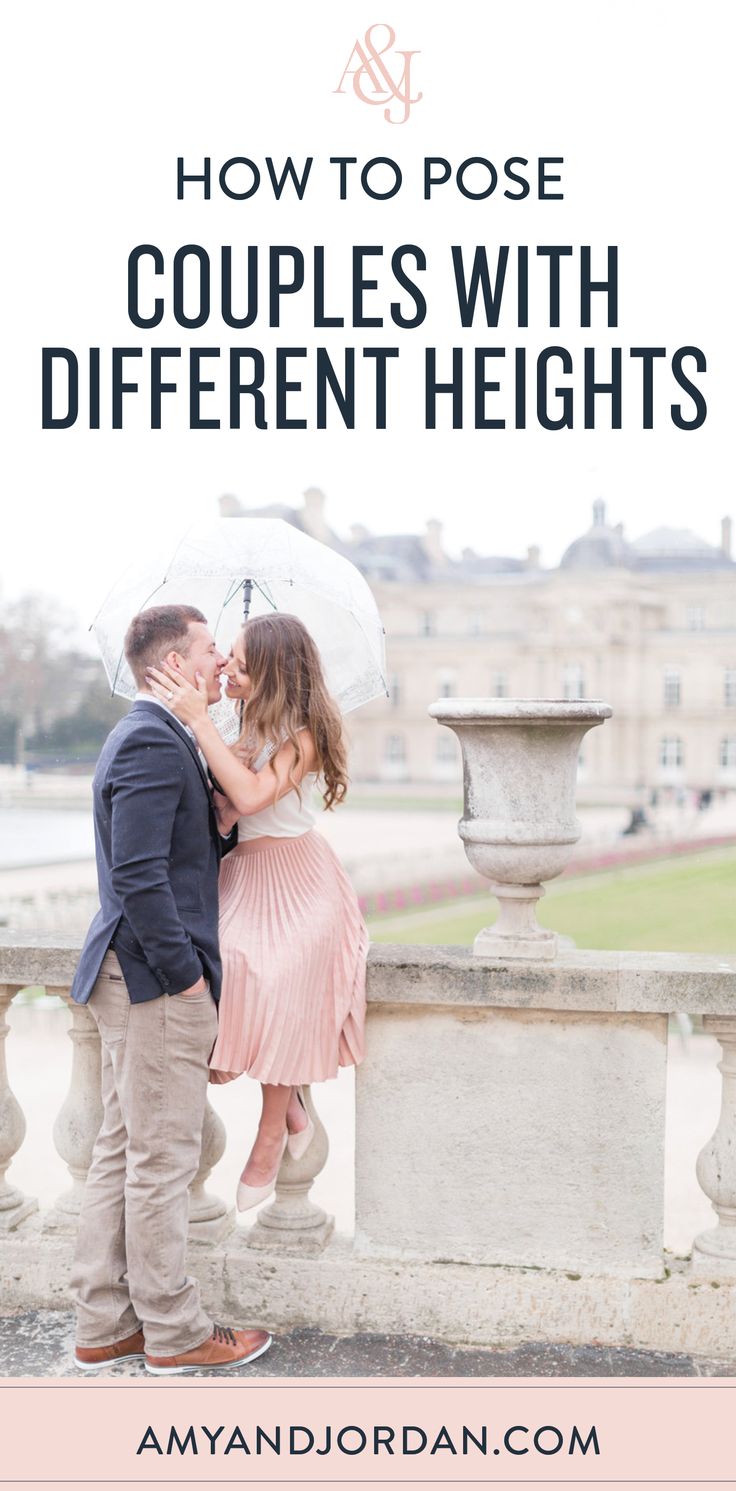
xmin=2 ymin=0 xmax=734 ymax=630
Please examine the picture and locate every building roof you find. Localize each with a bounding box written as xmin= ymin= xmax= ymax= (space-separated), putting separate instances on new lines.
xmin=560 ymin=503 xmax=733 ymax=573
xmin=345 ymin=534 xmax=434 ymax=583
xmin=219 ymin=493 xmax=525 ymax=584
xmin=220 ymin=494 xmax=734 ymax=581
xmin=629 ymin=526 xmax=733 ymax=569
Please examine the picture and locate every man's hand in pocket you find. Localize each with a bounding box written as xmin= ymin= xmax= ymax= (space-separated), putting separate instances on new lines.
xmin=176 ymin=977 xmax=208 ymax=997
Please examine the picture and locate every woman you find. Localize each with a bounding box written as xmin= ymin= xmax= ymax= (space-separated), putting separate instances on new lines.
xmin=146 ymin=613 xmax=367 ymax=1213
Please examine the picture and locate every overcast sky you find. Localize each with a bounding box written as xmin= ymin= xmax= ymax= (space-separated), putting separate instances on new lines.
xmin=3 ymin=0 xmax=733 ymax=639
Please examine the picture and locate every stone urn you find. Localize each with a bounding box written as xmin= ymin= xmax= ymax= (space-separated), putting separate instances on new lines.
xmin=429 ymin=699 xmax=612 ymax=959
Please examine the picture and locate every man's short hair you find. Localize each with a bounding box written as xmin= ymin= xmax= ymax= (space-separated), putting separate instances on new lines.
xmin=124 ymin=604 xmax=207 ymax=687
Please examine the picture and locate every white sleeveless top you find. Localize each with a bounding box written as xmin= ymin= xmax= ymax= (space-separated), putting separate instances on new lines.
xmin=236 ymin=731 xmax=318 ymax=842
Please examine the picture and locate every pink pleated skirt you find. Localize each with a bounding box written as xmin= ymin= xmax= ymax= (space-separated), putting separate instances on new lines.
xmin=209 ymin=829 xmax=368 ymax=1086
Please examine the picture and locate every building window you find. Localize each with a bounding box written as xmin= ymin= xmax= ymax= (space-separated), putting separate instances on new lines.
xmin=384 ymin=734 xmax=406 ymax=764
xmin=562 ymin=664 xmax=585 ymax=700
xmin=388 ymin=674 xmax=401 ymax=708
xmin=438 ymin=671 xmax=455 ymax=698
xmin=686 ymin=606 xmax=705 ymax=630
xmin=720 ymin=737 xmax=736 ymax=768
xmin=491 ymin=671 xmax=508 ymax=698
xmin=436 ymin=734 xmax=457 ymax=762
xmin=725 ymin=669 xmax=736 ymax=707
xmin=659 ymin=737 xmax=684 ymax=768
xmin=420 ymin=610 xmax=436 ymax=637
xmin=663 ymin=668 xmax=681 ymax=708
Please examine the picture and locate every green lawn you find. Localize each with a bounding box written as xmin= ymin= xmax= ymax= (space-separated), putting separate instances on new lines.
xmin=367 ymin=847 xmax=736 ymax=954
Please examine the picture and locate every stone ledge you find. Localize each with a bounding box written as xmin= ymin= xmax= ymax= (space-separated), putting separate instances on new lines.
xmin=369 ymin=945 xmax=736 ymax=1014
xmin=1 ymin=1219 xmax=734 ymax=1361
xmin=2 ymin=935 xmax=736 ymax=1014
xmin=0 ymin=934 xmax=82 ymax=990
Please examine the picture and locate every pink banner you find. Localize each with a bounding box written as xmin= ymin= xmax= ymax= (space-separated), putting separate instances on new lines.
xmin=1 ymin=1377 xmax=734 ymax=1485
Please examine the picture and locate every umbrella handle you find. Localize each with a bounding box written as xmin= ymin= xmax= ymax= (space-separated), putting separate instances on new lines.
xmin=243 ymin=578 xmax=253 ymax=619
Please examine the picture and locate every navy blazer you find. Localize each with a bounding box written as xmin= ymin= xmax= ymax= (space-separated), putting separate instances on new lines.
xmin=70 ymin=700 xmax=224 ymax=1005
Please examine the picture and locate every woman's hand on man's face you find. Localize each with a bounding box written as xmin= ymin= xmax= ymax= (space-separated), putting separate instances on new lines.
xmin=146 ymin=661 xmax=209 ymax=727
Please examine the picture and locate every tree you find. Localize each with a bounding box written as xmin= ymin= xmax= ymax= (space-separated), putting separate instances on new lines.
xmin=0 ymin=593 xmax=124 ymax=766
xmin=27 ymin=675 xmax=127 ymax=764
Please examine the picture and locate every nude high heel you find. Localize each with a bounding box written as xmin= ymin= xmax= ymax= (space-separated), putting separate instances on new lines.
xmin=236 ymin=1131 xmax=288 ymax=1213
xmin=286 ymin=1086 xmax=315 ymax=1161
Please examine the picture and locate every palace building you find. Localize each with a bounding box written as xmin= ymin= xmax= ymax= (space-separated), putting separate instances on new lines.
xmin=220 ymin=491 xmax=736 ymax=798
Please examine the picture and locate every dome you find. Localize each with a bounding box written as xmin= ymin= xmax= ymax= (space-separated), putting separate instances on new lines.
xmin=560 ymin=501 xmax=632 ymax=570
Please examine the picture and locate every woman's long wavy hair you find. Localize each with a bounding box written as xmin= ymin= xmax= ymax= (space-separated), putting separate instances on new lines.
xmin=234 ymin=613 xmax=348 ymax=810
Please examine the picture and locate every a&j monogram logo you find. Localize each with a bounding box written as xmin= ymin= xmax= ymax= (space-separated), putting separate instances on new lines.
xmin=334 ymin=22 xmax=422 ymax=125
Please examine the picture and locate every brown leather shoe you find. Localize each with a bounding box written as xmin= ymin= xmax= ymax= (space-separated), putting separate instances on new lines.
xmin=144 ymin=1323 xmax=272 ymax=1375
xmin=74 ymin=1329 xmax=145 ymax=1372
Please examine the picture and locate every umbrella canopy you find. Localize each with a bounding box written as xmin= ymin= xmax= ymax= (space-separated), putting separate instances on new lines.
xmin=91 ymin=517 xmax=388 ymax=725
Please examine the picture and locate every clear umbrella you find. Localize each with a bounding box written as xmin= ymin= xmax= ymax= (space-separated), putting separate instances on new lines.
xmin=91 ymin=517 xmax=387 ymax=736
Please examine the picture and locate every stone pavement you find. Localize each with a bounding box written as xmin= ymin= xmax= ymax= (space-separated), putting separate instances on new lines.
xmin=1 ymin=1311 xmax=734 ymax=1377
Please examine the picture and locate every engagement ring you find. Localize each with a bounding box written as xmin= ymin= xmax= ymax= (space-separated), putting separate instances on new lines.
xmin=166 ymin=689 xmax=174 ymax=700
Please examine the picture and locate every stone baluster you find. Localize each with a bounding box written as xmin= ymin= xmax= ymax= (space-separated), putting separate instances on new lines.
xmin=246 ymin=1086 xmax=334 ymax=1253
xmin=188 ymin=1097 xmax=234 ymax=1243
xmin=692 ymin=1016 xmax=736 ymax=1276
xmin=0 ymin=985 xmax=37 ymax=1230
xmin=47 ymin=991 xmax=103 ymax=1228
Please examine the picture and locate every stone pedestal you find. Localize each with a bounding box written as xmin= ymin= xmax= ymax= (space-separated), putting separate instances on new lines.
xmin=475 ymin=882 xmax=557 ymax=960
xmin=356 ymin=998 xmax=667 ymax=1279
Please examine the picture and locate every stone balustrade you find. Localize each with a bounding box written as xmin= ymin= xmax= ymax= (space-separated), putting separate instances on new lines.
xmin=1 ymin=933 xmax=735 ymax=1357
xmin=0 ymin=935 xmax=337 ymax=1255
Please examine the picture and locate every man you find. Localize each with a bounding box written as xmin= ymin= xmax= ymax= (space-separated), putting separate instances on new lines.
xmin=70 ymin=604 xmax=271 ymax=1375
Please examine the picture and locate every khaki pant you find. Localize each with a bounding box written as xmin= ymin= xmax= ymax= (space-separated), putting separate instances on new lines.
xmin=71 ymin=951 xmax=219 ymax=1355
